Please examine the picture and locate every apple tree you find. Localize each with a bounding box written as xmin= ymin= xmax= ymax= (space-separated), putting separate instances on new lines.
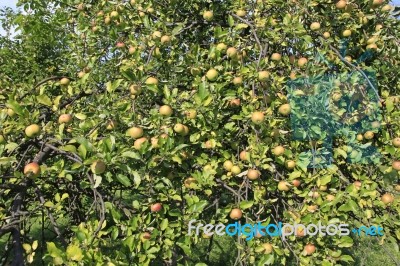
xmin=0 ymin=0 xmax=400 ymax=265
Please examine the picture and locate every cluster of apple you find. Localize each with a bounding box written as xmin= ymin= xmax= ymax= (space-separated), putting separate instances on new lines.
xmin=305 ymin=0 xmax=389 ymax=53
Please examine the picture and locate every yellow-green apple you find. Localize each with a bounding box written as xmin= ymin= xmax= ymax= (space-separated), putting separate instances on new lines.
xmin=304 ymin=244 xmax=316 ymax=255
xmin=227 ymin=47 xmax=238 ymax=58
xmin=130 ymin=84 xmax=142 ymax=95
xmin=229 ymin=98 xmax=241 ymax=107
xmin=150 ymin=203 xmax=162 ymax=212
xmin=206 ymin=68 xmax=218 ymax=81
xmin=216 ymin=42 xmax=227 ymax=52
xmin=310 ymin=22 xmax=321 ymax=31
xmin=381 ymin=4 xmax=392 ymax=11
xmin=247 ymin=169 xmax=260 ymax=180
xmin=145 ymin=77 xmax=158 ymax=85
xmin=161 ymin=35 xmax=171 ymax=44
xmin=271 ymin=53 xmax=281 ymax=61
xmin=116 ymin=42 xmax=125 ymax=48
xmin=292 ymin=179 xmax=301 ymax=187
xmin=262 ymin=243 xmax=273 ymax=254
xmin=184 ymin=177 xmax=197 ymax=188
xmin=203 ymin=10 xmax=213 ymax=21
xmin=134 ymin=137 xmax=148 ymax=150
xmin=233 ymin=76 xmax=243 ymax=85
xmin=285 ymin=160 xmax=296 ymax=170
xmin=278 ymin=181 xmax=290 ymax=191
xmin=58 ymin=114 xmax=72 ymax=124
xmin=185 ymin=109 xmax=197 ymax=119
xmin=307 ymin=205 xmax=318 ymax=212
xmin=127 ymin=127 xmax=143 ymax=139
xmin=273 ymin=145 xmax=285 ymax=156
xmin=6 ymin=108 xmax=15 ymax=117
xmin=152 ymin=31 xmax=162 ymax=39
xmin=392 ymin=161 xmax=400 ymax=171
xmin=204 ymin=140 xmax=215 ymax=149
xmin=326 ymin=194 xmax=335 ymax=201
xmin=323 ymin=32 xmax=331 ymax=38
xmin=336 ymin=0 xmax=347 ymax=9
xmin=236 ymin=10 xmax=246 ymax=17
xmin=25 ymin=124 xmax=41 ymax=138
xmin=251 ymin=111 xmax=265 ymax=124
xmin=110 ymin=11 xmax=119 ymax=18
xmin=381 ymin=193 xmax=394 ymax=204
xmin=364 ymin=131 xmax=374 ymax=140
xmin=174 ymin=123 xmax=185 ymax=134
xmin=223 ymin=160 xmax=234 ymax=171
xmin=106 ymin=120 xmax=117 ymax=130
xmin=140 ymin=232 xmax=151 ymax=241
xmin=24 ymin=162 xmax=41 ymax=179
xmin=151 ymin=137 xmax=159 ymax=148
xmin=231 ymin=165 xmax=241 ymax=175
xmin=278 ymin=104 xmax=291 ymax=116
xmin=258 ymin=71 xmax=270 ymax=81
xmin=159 ymin=105 xmax=173 ymax=117
xmin=342 ymin=29 xmax=352 ymax=37
xmin=392 ymin=138 xmax=400 ymax=147
xmin=229 ymin=208 xmax=242 ymax=220
xmin=298 ymin=57 xmax=308 ymax=67
xmin=129 ymin=46 xmax=136 ymax=54
xmin=90 ymin=160 xmax=106 ymax=174
xmin=240 ymin=150 xmax=249 ymax=161
xmin=60 ymin=77 xmax=70 ymax=85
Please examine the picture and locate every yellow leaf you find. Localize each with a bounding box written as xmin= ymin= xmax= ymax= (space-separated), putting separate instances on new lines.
xmin=32 ymin=240 xmax=38 ymax=251
xmin=22 ymin=243 xmax=31 ymax=253
xmin=44 ymin=201 xmax=54 ymax=208
xmin=66 ymin=244 xmax=83 ymax=261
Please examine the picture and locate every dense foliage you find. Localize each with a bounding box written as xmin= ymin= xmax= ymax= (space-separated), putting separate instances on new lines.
xmin=0 ymin=0 xmax=400 ymax=265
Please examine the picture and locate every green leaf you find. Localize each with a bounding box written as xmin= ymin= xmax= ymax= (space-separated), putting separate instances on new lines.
xmin=337 ymin=236 xmax=354 ymax=248
xmin=160 ymin=218 xmax=169 ymax=231
xmin=121 ymin=151 xmax=141 ymax=159
xmin=340 ymin=255 xmax=354 ymax=262
xmin=177 ymin=242 xmax=191 ymax=255
xmin=172 ymin=23 xmax=184 ymax=35
xmin=132 ymin=171 xmax=141 ymax=188
xmin=116 ymin=174 xmax=131 ymax=187
xmin=386 ymin=98 xmax=394 ymax=113
xmin=75 ymin=113 xmax=87 ymax=120
xmin=78 ymin=144 xmax=87 ymax=159
xmin=228 ymin=15 xmax=234 ymax=27
xmin=188 ymin=200 xmax=208 ymax=213
xmin=0 ymin=157 xmax=16 ymax=165
xmin=319 ymin=175 xmax=331 ymax=186
xmin=47 ymin=242 xmax=63 ymax=258
xmin=239 ymin=200 xmax=254 ymax=210
xmin=6 ymin=100 xmax=24 ymax=116
xmin=258 ymin=254 xmax=274 ymax=265
xmin=338 ymin=199 xmax=358 ymax=213
xmin=36 ymin=94 xmax=52 ymax=106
